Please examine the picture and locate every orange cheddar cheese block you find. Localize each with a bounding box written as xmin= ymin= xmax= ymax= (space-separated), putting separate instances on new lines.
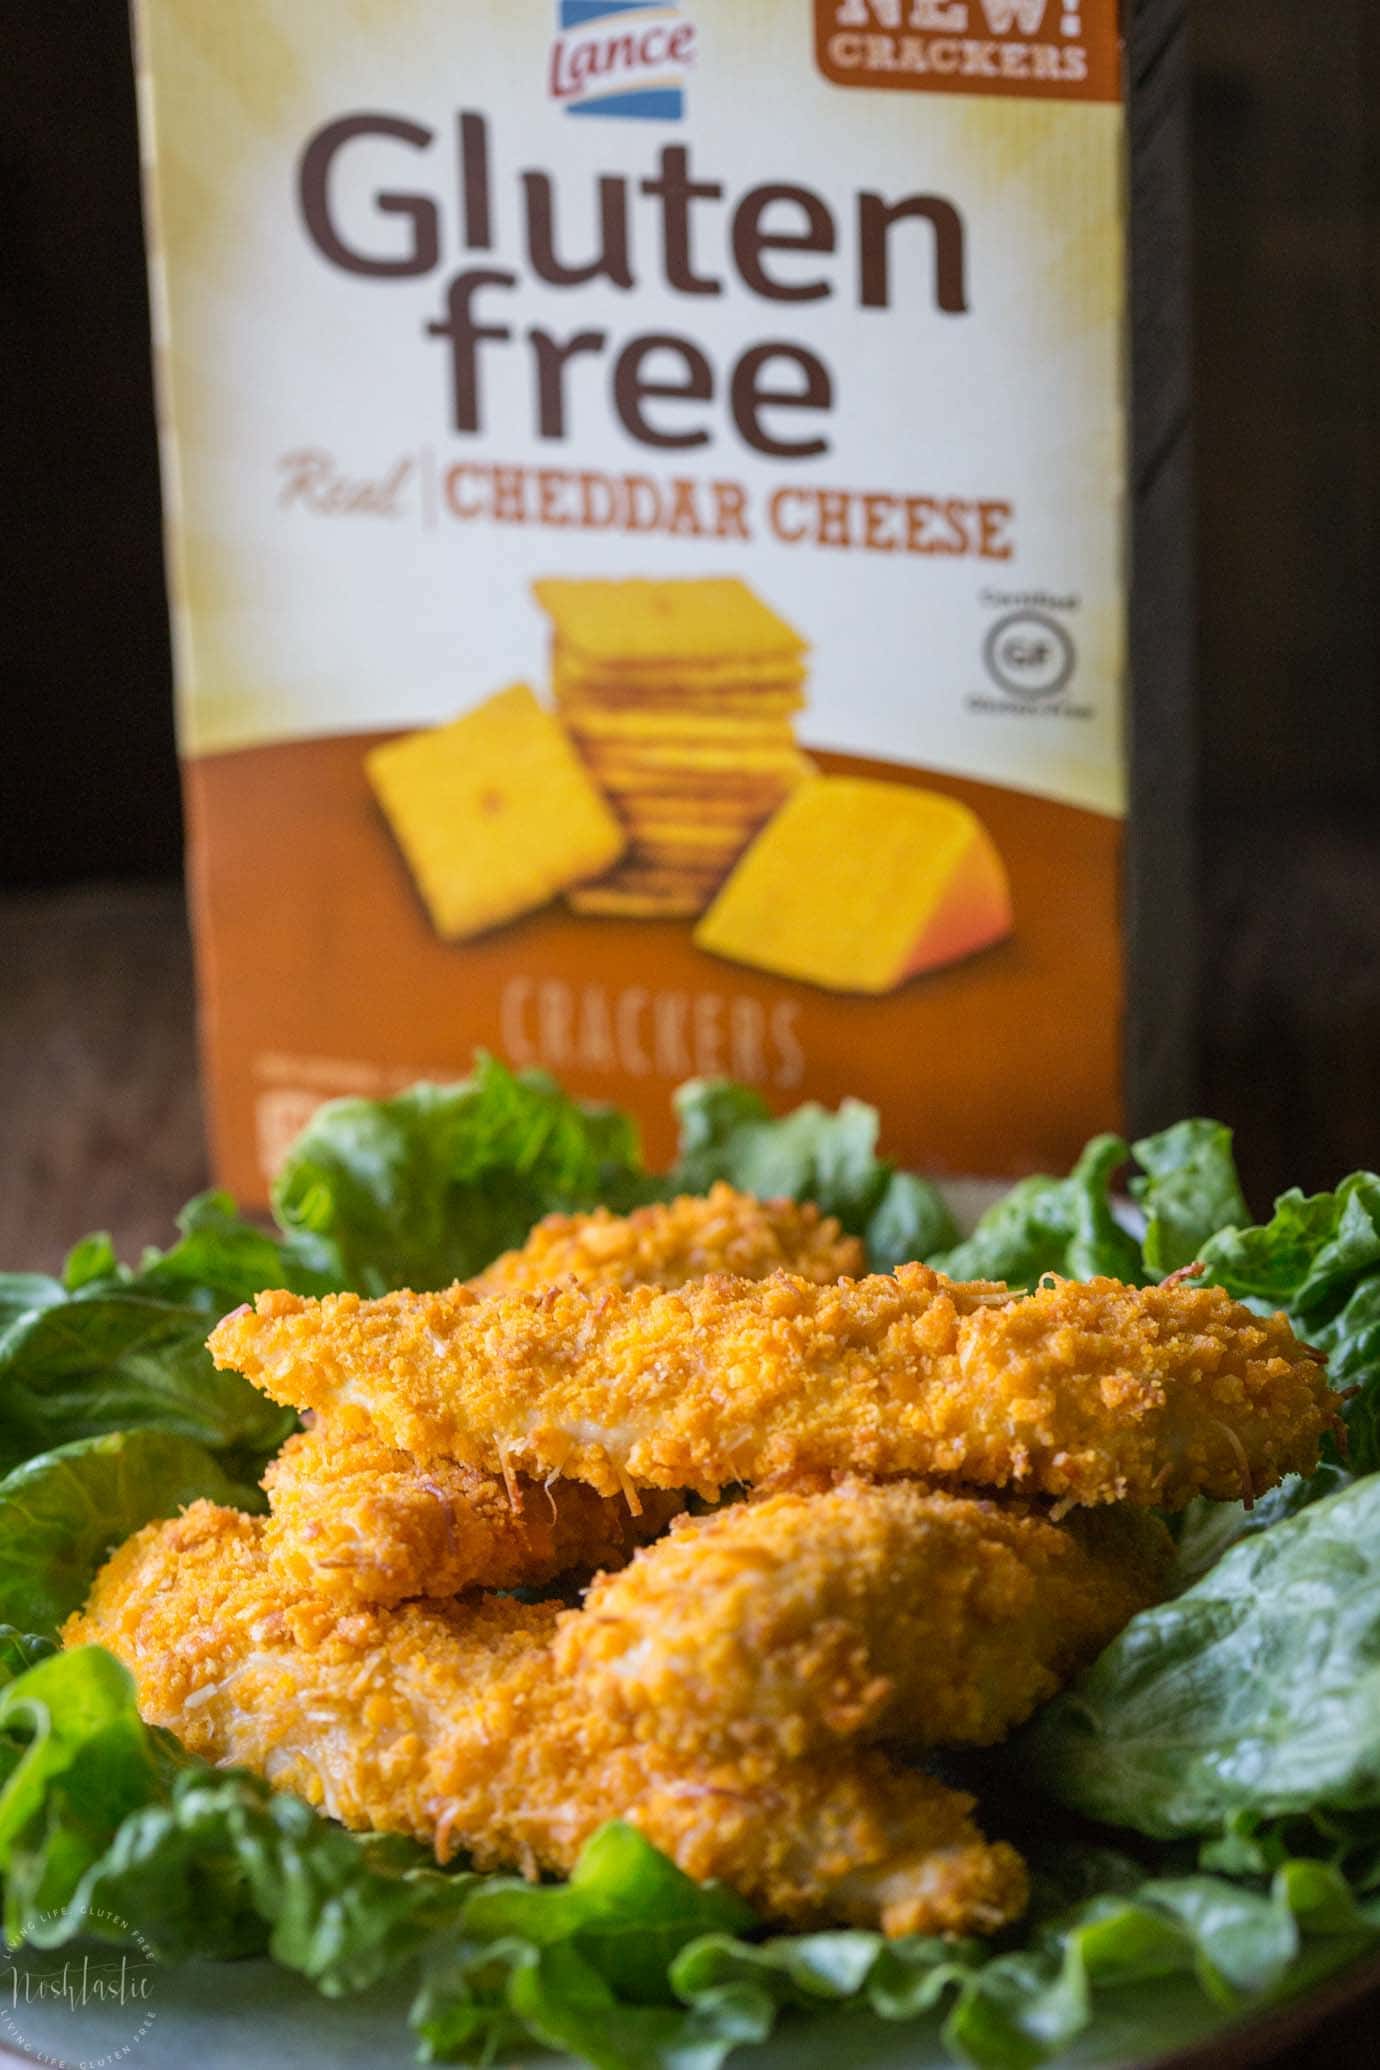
xmin=695 ymin=776 xmax=1013 ymax=994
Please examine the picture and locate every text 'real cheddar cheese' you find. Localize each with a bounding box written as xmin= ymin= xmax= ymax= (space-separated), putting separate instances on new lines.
xmin=696 ymin=777 xmax=1013 ymax=994
xmin=366 ymin=685 xmax=625 ymax=941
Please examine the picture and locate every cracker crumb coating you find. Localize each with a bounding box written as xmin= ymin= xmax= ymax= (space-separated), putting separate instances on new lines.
xmin=212 ymin=1266 xmax=1337 ymax=1510
xmin=470 ymin=1182 xmax=863 ymax=1294
xmin=259 ymin=1184 xmax=852 ymax=1607
xmin=263 ymin=1420 xmax=683 ymax=1608
xmin=556 ymin=1479 xmax=1172 ymax=1760
xmin=64 ymin=1502 xmax=1026 ymax=1938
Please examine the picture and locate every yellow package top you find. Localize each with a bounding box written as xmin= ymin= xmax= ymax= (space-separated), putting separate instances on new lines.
xmin=534 ymin=578 xmax=808 ymax=667
xmin=695 ymin=776 xmax=1014 ymax=995
xmin=366 ymin=684 xmax=625 ymax=943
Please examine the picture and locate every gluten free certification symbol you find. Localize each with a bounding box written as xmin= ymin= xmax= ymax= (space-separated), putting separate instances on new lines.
xmin=982 ymin=608 xmax=1076 ymax=700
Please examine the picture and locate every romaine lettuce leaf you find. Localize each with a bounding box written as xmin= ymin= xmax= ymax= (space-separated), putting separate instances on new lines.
xmin=272 ymin=1055 xmax=659 ymax=1295
xmin=0 ymin=1647 xmax=180 ymax=1942
xmin=1169 ymin=1461 xmax=1353 ymax=1588
xmin=0 ymin=1629 xmax=57 ymax=1682
xmin=1023 ymin=1474 xmax=1380 ymax=1840
xmin=124 ymin=1190 xmax=326 ymax=1311
xmin=671 ymin=1081 xmax=957 ymax=1269
xmin=1198 ymin=1171 xmax=1380 ymax=1471
xmin=0 ymin=1430 xmax=263 ymax=1640
xmin=670 ymin=1858 xmax=1376 ymax=2070
xmin=1130 ymin=1119 xmax=1250 ymax=1277
xmin=0 ymin=1644 xmax=470 ymax=1986
xmin=0 ymin=1642 xmax=1377 ymax=2070
xmin=931 ymin=1134 xmax=1143 ymax=1289
xmin=64 ymin=1768 xmax=472 ymax=1990
xmin=413 ymin=1823 xmax=756 ymax=2068
xmin=0 ymin=1203 xmax=299 ymax=1476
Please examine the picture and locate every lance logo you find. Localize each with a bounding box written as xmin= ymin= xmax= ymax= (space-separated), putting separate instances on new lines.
xmin=548 ymin=2 xmax=696 ymax=119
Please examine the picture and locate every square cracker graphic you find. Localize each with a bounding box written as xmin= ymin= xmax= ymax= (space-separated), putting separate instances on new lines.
xmin=366 ymin=684 xmax=625 ymax=941
xmin=533 ymin=577 xmax=807 ymax=668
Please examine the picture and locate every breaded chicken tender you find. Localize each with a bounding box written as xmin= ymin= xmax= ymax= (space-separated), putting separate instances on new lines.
xmin=556 ymin=1480 xmax=1172 ymax=1760
xmin=212 ymin=1265 xmax=1337 ymax=1510
xmin=263 ymin=1421 xmax=684 ymax=1607
xmin=470 ymin=1182 xmax=863 ymax=1293
xmin=65 ymin=1502 xmax=1026 ymax=1938
xmin=257 ymin=1185 xmax=852 ymax=1607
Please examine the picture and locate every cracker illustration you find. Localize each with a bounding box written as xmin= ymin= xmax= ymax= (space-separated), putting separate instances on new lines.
xmin=579 ymin=740 xmax=812 ymax=778
xmin=695 ymin=776 xmax=1014 ymax=993
xmin=534 ymin=576 xmax=811 ymax=919
xmin=568 ymin=868 xmax=722 ymax=917
xmin=558 ymin=707 xmax=802 ymax=745
xmin=534 ymin=578 xmax=807 ymax=668
xmin=366 ymin=684 xmax=625 ymax=941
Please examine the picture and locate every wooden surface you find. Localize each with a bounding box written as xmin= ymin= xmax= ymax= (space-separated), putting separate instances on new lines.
xmin=1 ymin=883 xmax=207 ymax=1270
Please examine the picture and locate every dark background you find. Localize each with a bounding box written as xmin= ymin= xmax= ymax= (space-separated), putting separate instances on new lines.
xmin=2 ymin=1 xmax=1378 ymax=1220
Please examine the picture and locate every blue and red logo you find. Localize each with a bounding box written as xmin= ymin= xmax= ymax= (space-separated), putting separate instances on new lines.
xmin=548 ymin=2 xmax=696 ymax=120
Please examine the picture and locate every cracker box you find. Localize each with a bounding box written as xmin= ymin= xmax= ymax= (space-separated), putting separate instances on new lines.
xmin=133 ymin=0 xmax=1191 ymax=1195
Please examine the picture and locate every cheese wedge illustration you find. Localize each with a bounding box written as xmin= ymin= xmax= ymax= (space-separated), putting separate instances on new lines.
xmin=695 ymin=775 xmax=1013 ymax=994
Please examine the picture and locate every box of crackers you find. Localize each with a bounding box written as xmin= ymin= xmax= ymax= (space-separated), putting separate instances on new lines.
xmin=134 ymin=0 xmax=1192 ymax=1195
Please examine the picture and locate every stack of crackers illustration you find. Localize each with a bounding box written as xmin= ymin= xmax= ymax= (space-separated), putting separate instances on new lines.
xmin=532 ymin=577 xmax=812 ymax=917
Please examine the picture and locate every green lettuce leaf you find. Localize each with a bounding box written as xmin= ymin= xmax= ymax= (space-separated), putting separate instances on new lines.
xmin=61 ymin=1768 xmax=472 ymax=1989
xmin=124 ymin=1190 xmax=326 ymax=1311
xmin=671 ymin=1081 xmax=957 ymax=1269
xmin=931 ymin=1135 xmax=1143 ymax=1288
xmin=1321 ymin=1277 xmax=1380 ymax=1473
xmin=0 ymin=1430 xmax=263 ymax=1641
xmin=1 ymin=1644 xmax=1378 ymax=2070
xmin=0 ymin=1647 xmax=180 ymax=1942
xmin=0 ymin=1644 xmax=470 ymax=1986
xmin=0 ymin=1273 xmax=68 ymax=1332
xmin=1169 ymin=1461 xmax=1353 ymax=1588
xmin=1201 ymin=1172 xmax=1380 ymax=1315
xmin=413 ymin=1824 xmax=757 ymax=2068
xmin=272 ymin=1055 xmax=659 ymax=1296
xmin=1198 ymin=1170 xmax=1380 ymax=1471
xmin=1023 ymin=1474 xmax=1380 ymax=1841
xmin=1130 ymin=1119 xmax=1250 ymax=1277
xmin=0 ymin=1629 xmax=57 ymax=1682
xmin=671 ymin=1859 xmax=1376 ymax=2070
xmin=0 ymin=1211 xmax=297 ymax=1475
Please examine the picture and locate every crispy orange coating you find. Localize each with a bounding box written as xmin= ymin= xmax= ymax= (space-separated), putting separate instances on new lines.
xmin=255 ymin=1185 xmax=853 ymax=1607
xmin=212 ymin=1266 xmax=1337 ymax=1510
xmin=64 ymin=1502 xmax=1026 ymax=1937
xmin=556 ymin=1480 xmax=1172 ymax=1760
xmin=470 ymin=1182 xmax=863 ymax=1293
xmin=262 ymin=1421 xmax=684 ymax=1607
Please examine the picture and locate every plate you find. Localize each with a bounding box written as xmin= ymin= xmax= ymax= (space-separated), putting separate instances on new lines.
xmin=2 ymin=1945 xmax=1378 ymax=2070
